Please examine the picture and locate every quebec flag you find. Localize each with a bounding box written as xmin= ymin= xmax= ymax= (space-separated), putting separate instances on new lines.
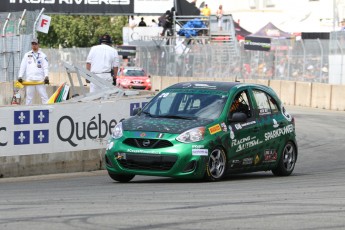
xmin=14 ymin=131 xmax=30 ymax=145
xmin=33 ymin=130 xmax=49 ymax=144
xmin=14 ymin=111 xmax=30 ymax=125
xmin=33 ymin=110 xmax=49 ymax=124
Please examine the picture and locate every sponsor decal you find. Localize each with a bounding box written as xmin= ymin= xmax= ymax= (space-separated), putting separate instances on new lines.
xmin=208 ymin=124 xmax=221 ymax=135
xmin=242 ymin=157 xmax=253 ymax=165
xmin=192 ymin=149 xmax=208 ymax=156
xmin=255 ymin=154 xmax=260 ymax=165
xmin=281 ymin=105 xmax=292 ymax=121
xmin=192 ymin=145 xmax=204 ymax=149
xmin=264 ymin=149 xmax=277 ymax=162
xmin=230 ymin=159 xmax=241 ymax=168
xmin=234 ymin=121 xmax=257 ymax=130
xmin=232 ymin=136 xmax=262 ymax=152
xmin=273 ymin=119 xmax=279 ymax=128
xmin=220 ymin=122 xmax=227 ymax=132
xmin=126 ymin=149 xmax=160 ymax=154
xmin=229 ymin=126 xmax=235 ymax=139
xmin=259 ymin=108 xmax=271 ymax=115
xmin=134 ymin=132 xmax=164 ymax=139
xmin=56 ymin=113 xmax=116 ymax=147
xmin=264 ymin=124 xmax=294 ymax=141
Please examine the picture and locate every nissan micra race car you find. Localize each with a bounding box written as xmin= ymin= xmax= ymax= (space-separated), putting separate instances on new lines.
xmin=105 ymin=81 xmax=297 ymax=182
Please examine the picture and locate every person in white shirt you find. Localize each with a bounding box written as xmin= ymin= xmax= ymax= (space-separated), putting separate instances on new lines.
xmin=86 ymin=34 xmax=120 ymax=93
xmin=18 ymin=38 xmax=49 ymax=105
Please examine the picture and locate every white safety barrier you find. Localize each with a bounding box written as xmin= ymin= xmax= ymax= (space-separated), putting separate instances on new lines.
xmin=0 ymin=96 xmax=149 ymax=157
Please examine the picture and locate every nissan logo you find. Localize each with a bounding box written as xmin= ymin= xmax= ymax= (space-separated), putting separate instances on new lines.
xmin=142 ymin=140 xmax=150 ymax=147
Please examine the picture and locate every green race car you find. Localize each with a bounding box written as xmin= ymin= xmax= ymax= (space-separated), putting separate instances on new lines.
xmin=105 ymin=81 xmax=297 ymax=182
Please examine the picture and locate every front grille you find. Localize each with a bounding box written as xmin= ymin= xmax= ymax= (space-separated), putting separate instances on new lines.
xmin=123 ymin=138 xmax=173 ymax=148
xmin=117 ymin=153 xmax=177 ymax=171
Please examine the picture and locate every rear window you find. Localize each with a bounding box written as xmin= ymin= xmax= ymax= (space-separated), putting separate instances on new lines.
xmin=123 ymin=69 xmax=145 ymax=76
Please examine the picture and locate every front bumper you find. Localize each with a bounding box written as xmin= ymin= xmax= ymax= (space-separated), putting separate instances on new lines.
xmin=105 ymin=141 xmax=208 ymax=179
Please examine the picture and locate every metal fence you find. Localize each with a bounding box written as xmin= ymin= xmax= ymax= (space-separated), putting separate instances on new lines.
xmin=41 ymin=38 xmax=333 ymax=84
xmin=0 ymin=10 xmax=41 ymax=83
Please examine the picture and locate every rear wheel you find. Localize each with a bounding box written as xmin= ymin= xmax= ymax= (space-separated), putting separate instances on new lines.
xmin=108 ymin=172 xmax=135 ymax=182
xmin=272 ymin=141 xmax=297 ymax=176
xmin=204 ymin=148 xmax=227 ymax=181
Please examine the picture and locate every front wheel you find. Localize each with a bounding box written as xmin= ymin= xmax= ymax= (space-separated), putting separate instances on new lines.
xmin=272 ymin=141 xmax=297 ymax=176
xmin=108 ymin=172 xmax=135 ymax=183
xmin=204 ymin=148 xmax=227 ymax=181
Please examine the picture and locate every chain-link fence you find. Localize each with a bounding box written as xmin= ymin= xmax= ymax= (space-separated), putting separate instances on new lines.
xmin=0 ymin=10 xmax=41 ymax=83
xmin=241 ymin=39 xmax=330 ymax=83
xmin=41 ymin=38 xmax=334 ymax=83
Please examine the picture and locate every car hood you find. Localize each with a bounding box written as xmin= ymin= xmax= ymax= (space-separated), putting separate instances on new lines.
xmin=122 ymin=115 xmax=211 ymax=134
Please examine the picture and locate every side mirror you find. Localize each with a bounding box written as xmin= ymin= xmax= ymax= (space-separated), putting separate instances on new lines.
xmin=229 ymin=112 xmax=247 ymax=123
xmin=132 ymin=107 xmax=142 ymax=116
xmin=148 ymin=75 xmax=151 ymax=78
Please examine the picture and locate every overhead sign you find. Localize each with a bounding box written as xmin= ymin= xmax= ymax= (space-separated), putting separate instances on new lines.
xmin=36 ymin=14 xmax=51 ymax=34
xmin=244 ymin=36 xmax=271 ymax=51
xmin=0 ymin=0 xmax=133 ymax=14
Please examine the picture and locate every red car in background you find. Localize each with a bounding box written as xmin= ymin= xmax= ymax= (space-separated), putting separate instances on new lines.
xmin=116 ymin=67 xmax=151 ymax=90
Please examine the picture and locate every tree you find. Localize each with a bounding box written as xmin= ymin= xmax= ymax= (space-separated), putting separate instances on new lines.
xmin=38 ymin=15 xmax=127 ymax=48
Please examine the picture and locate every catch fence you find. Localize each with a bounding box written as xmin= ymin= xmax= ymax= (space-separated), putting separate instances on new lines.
xmin=0 ymin=10 xmax=42 ymax=83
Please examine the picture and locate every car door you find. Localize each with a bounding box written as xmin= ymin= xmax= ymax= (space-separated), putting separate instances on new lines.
xmin=251 ymin=88 xmax=290 ymax=167
xmin=226 ymin=89 xmax=262 ymax=171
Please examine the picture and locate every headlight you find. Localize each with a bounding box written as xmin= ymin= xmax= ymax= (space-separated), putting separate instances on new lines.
xmin=146 ymin=78 xmax=151 ymax=83
xmin=111 ymin=122 xmax=123 ymax=139
xmin=176 ymin=127 xmax=205 ymax=143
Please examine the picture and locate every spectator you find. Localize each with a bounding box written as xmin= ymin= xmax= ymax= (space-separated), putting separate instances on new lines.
xmin=86 ymin=34 xmax=120 ymax=93
xmin=160 ymin=10 xmax=173 ymax=36
xmin=18 ymin=38 xmax=50 ymax=105
xmin=138 ymin=17 xmax=147 ymax=27
xmin=129 ymin=15 xmax=137 ymax=29
xmin=216 ymin=5 xmax=224 ymax=31
xmin=201 ymin=4 xmax=211 ymax=17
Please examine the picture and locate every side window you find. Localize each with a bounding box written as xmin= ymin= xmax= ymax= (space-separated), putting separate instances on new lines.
xmin=253 ymin=90 xmax=279 ymax=115
xmin=229 ymin=90 xmax=251 ymax=118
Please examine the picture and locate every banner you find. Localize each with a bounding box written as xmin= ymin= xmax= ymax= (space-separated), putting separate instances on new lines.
xmin=244 ymin=36 xmax=271 ymax=51
xmin=0 ymin=97 xmax=149 ymax=156
xmin=0 ymin=0 xmax=133 ymax=14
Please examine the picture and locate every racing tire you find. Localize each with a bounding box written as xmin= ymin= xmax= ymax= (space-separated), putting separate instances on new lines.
xmin=204 ymin=147 xmax=227 ymax=182
xmin=272 ymin=141 xmax=297 ymax=176
xmin=108 ymin=172 xmax=135 ymax=183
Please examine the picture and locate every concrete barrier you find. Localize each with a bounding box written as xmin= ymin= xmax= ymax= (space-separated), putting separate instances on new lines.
xmin=0 ymin=150 xmax=103 ymax=178
xmin=330 ymin=85 xmax=345 ymax=111
xmin=278 ymin=81 xmax=296 ymax=105
xmin=311 ymin=83 xmax=332 ymax=110
xmin=269 ymin=80 xmax=282 ymax=98
xmin=295 ymin=82 xmax=312 ymax=107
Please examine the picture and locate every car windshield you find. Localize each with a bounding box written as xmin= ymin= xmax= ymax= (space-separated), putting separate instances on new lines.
xmin=123 ymin=69 xmax=145 ymax=76
xmin=142 ymin=90 xmax=228 ymax=120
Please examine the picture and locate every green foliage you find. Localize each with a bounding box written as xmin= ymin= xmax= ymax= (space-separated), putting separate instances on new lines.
xmin=38 ymin=15 xmax=127 ymax=48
